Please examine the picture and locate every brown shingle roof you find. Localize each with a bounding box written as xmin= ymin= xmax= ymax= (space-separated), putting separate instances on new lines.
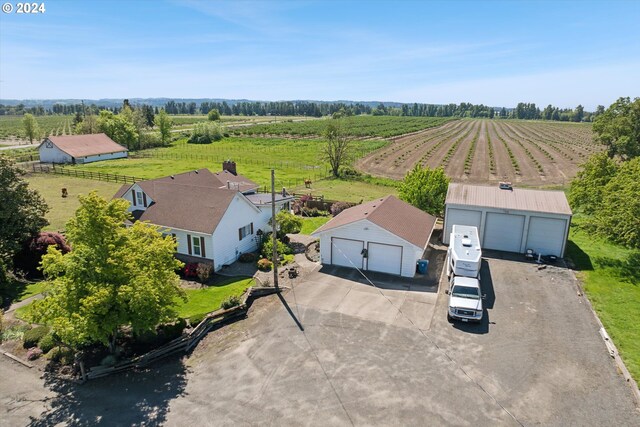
xmin=113 ymin=169 xmax=259 ymax=234
xmin=43 ymin=133 xmax=128 ymax=158
xmin=446 ymin=183 xmax=572 ymax=215
xmin=313 ymin=195 xmax=437 ymax=248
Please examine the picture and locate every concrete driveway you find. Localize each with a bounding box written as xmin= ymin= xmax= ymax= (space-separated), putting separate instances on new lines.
xmin=3 ymin=253 xmax=638 ymax=426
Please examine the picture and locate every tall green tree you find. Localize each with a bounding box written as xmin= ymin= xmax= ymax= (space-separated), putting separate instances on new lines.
xmin=97 ymin=110 xmax=138 ymax=149
xmin=30 ymin=192 xmax=185 ymax=353
xmin=0 ymin=156 xmax=48 ymax=292
xmin=321 ymin=121 xmax=353 ymax=177
xmin=568 ymin=152 xmax=619 ymax=214
xmin=573 ymin=104 xmax=584 ymax=122
xmin=596 ymin=157 xmax=640 ymax=248
xmin=593 ymin=97 xmax=640 ymax=160
xmin=398 ymin=165 xmax=450 ymax=217
xmin=154 ymin=109 xmax=173 ymax=146
xmin=207 ymin=109 xmax=221 ymax=121
xmin=22 ymin=113 xmax=40 ymax=144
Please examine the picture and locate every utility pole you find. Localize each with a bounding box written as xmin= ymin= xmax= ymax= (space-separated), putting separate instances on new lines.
xmin=271 ymin=169 xmax=279 ymax=289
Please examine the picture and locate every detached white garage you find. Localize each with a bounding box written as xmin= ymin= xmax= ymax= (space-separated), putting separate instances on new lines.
xmin=443 ymin=183 xmax=572 ymax=257
xmin=312 ymin=195 xmax=437 ymax=277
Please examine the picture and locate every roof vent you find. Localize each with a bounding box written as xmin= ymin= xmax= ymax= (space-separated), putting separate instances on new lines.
xmin=499 ymin=181 xmax=513 ymax=190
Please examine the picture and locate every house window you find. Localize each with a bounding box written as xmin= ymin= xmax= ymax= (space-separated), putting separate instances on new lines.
xmin=136 ymin=191 xmax=144 ymax=206
xmin=238 ymin=223 xmax=253 ymax=240
xmin=192 ymin=235 xmax=202 ymax=256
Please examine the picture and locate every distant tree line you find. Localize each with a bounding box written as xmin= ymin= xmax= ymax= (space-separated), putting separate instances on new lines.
xmin=0 ymin=99 xmax=604 ymax=122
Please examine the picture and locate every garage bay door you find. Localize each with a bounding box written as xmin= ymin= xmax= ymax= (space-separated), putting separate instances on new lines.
xmin=484 ymin=212 xmax=525 ymax=252
xmin=331 ymin=238 xmax=364 ymax=269
xmin=367 ymin=242 xmax=402 ymax=275
xmin=525 ymin=217 xmax=567 ymax=257
xmin=445 ymin=208 xmax=482 ymax=239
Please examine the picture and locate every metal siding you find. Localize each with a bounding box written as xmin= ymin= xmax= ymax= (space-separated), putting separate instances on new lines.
xmin=484 ymin=212 xmax=525 ymax=252
xmin=525 ymin=216 xmax=567 ymax=257
xmin=444 ymin=208 xmax=482 ymax=244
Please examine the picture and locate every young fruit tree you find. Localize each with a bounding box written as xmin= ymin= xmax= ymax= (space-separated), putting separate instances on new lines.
xmin=398 ymin=165 xmax=450 ymax=217
xmin=30 ymin=192 xmax=186 ymax=353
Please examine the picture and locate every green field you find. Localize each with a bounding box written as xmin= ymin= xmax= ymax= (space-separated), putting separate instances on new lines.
xmin=234 ymin=116 xmax=454 ymax=138
xmin=72 ymin=136 xmax=388 ymax=189
xmin=567 ymin=217 xmax=640 ymax=383
xmin=26 ymin=174 xmax=122 ymax=231
xmin=0 ymin=115 xmax=74 ymax=140
xmin=299 ymin=217 xmax=331 ymax=234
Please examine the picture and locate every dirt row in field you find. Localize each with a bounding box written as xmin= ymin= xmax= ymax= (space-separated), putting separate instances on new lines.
xmin=357 ymin=119 xmax=603 ymax=187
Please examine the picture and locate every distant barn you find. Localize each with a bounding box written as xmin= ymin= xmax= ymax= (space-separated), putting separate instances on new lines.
xmin=38 ymin=133 xmax=128 ymax=164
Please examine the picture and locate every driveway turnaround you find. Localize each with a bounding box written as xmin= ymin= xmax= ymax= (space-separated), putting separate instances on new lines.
xmin=3 ymin=255 xmax=638 ymax=426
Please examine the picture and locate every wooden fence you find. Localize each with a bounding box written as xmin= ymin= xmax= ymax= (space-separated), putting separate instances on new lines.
xmin=31 ymin=163 xmax=141 ymax=184
xmin=83 ymin=286 xmax=280 ymax=381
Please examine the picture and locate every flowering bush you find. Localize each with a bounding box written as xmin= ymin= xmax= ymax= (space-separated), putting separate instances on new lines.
xmin=182 ymin=263 xmax=198 ymax=278
xmin=330 ymin=201 xmax=352 ymax=216
xmin=196 ymin=263 xmax=213 ymax=282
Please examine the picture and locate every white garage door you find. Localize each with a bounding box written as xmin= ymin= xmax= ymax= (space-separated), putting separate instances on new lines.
xmin=484 ymin=212 xmax=525 ymax=252
xmin=367 ymin=242 xmax=402 ymax=275
xmin=526 ymin=216 xmax=567 ymax=257
xmin=331 ymin=238 xmax=364 ymax=269
xmin=445 ymin=208 xmax=482 ymax=241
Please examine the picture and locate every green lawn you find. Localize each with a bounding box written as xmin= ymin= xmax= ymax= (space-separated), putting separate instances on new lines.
xmin=73 ymin=136 xmax=388 ymax=189
xmin=16 ymin=282 xmax=48 ymax=302
xmin=26 ymin=175 xmax=122 ymax=231
xmin=293 ymin=177 xmax=398 ymax=202
xmin=299 ymin=217 xmax=331 ymax=235
xmin=567 ymin=217 xmax=640 ymax=383
xmin=175 ymin=277 xmax=254 ymax=319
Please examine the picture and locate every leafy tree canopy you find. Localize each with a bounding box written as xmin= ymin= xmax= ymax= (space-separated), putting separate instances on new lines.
xmin=568 ymin=152 xmax=619 ymax=215
xmin=207 ymin=109 xmax=221 ymax=121
xmin=30 ymin=192 xmax=185 ymax=352
xmin=22 ymin=113 xmax=41 ymax=144
xmin=322 ymin=121 xmax=353 ymax=177
xmin=595 ymin=157 xmax=640 ymax=248
xmin=275 ymin=211 xmax=302 ymax=235
xmin=593 ymin=97 xmax=640 ymax=160
xmin=398 ymin=165 xmax=449 ymax=217
xmin=154 ymin=108 xmax=173 ymax=146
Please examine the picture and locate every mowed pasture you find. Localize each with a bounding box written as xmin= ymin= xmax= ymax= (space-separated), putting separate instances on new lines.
xmin=357 ymin=119 xmax=601 ymax=186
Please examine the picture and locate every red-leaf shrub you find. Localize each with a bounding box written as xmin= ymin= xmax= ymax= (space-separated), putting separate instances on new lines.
xmin=182 ymin=263 xmax=198 ymax=278
xmin=14 ymin=232 xmax=71 ymax=277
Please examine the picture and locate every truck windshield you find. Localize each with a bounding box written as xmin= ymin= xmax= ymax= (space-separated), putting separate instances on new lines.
xmin=451 ymin=285 xmax=480 ymax=299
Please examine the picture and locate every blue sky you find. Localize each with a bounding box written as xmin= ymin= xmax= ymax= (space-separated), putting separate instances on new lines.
xmin=1 ymin=0 xmax=638 ymax=109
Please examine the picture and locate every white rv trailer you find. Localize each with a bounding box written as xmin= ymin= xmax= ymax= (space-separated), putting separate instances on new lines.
xmin=446 ymin=225 xmax=482 ymax=278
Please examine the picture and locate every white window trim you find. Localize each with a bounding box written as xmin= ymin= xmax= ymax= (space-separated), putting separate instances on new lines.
xmin=136 ymin=191 xmax=144 ymax=206
xmin=192 ymin=235 xmax=202 ymax=256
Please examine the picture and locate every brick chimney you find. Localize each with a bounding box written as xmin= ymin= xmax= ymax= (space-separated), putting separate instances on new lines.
xmin=222 ymin=160 xmax=237 ymax=176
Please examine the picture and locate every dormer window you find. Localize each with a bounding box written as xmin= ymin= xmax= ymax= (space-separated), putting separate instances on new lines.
xmin=136 ymin=191 xmax=144 ymax=206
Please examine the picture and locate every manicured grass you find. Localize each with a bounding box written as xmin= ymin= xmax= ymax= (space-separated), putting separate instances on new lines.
xmin=175 ymin=277 xmax=254 ymax=319
xmin=293 ymin=177 xmax=398 ymax=202
xmin=567 ymin=217 xmax=640 ymax=383
xmin=299 ymin=217 xmax=331 ymax=235
xmin=14 ymin=303 xmax=32 ymax=321
xmin=16 ymin=282 xmax=48 ymax=302
xmin=25 ymin=175 xmax=121 ymax=231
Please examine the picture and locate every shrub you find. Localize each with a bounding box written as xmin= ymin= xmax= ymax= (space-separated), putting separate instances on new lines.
xmin=221 ymin=295 xmax=241 ymax=309
xmin=182 ymin=262 xmax=198 ymax=278
xmin=38 ymin=333 xmax=56 ymax=354
xmin=14 ymin=232 xmax=70 ymax=276
xmin=238 ymin=252 xmax=257 ymax=263
xmin=23 ymin=326 xmax=50 ymax=349
xmin=188 ymin=122 xmax=224 ymax=144
xmin=257 ymin=258 xmax=273 ymax=271
xmin=261 ymin=237 xmax=292 ymax=259
xmin=0 ymin=324 xmax=30 ymax=342
xmin=196 ymin=263 xmax=213 ymax=283
xmin=47 ymin=346 xmax=74 ymax=365
xmin=26 ymin=347 xmax=43 ymax=361
xmin=275 ymin=211 xmax=302 ymax=234
xmin=330 ymin=201 xmax=352 ymax=216
xmin=157 ymin=318 xmax=187 ymax=341
xmin=281 ymin=254 xmax=295 ymax=266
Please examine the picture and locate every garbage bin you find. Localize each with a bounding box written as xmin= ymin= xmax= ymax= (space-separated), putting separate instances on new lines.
xmin=417 ymin=259 xmax=429 ymax=274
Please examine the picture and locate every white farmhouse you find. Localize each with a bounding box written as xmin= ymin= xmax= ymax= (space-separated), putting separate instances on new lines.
xmin=113 ymin=163 xmax=293 ymax=270
xmin=38 ymin=133 xmax=128 ymax=164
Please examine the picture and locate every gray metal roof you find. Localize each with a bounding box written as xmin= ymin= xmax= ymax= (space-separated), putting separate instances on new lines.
xmin=446 ymin=183 xmax=572 ymax=216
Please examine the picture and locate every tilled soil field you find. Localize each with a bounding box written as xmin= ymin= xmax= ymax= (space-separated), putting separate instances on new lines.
xmin=357 ymin=119 xmax=601 ymax=186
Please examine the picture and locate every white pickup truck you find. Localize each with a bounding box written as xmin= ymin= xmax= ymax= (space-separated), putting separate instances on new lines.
xmin=446 ymin=276 xmax=484 ymax=323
